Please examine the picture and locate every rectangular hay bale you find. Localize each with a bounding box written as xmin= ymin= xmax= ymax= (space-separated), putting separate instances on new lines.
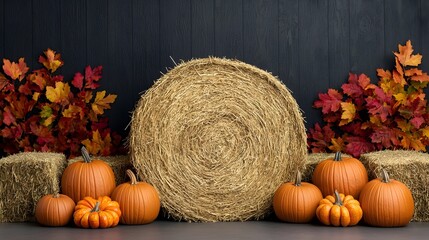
xmin=0 ymin=152 xmax=66 ymax=222
xmin=360 ymin=150 xmax=429 ymax=222
xmin=303 ymin=152 xmax=351 ymax=183
xmin=68 ymin=155 xmax=132 ymax=185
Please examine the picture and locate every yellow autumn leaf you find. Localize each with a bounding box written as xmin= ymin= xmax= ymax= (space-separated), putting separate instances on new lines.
xmin=41 ymin=49 xmax=63 ymax=72
xmin=397 ymin=119 xmax=411 ymax=132
xmin=33 ymin=92 xmax=40 ymax=101
xmin=339 ymin=102 xmax=356 ymax=126
xmin=329 ymin=137 xmax=344 ymax=152
xmin=420 ymin=127 xmax=429 ymax=139
xmin=46 ymin=82 xmax=70 ymax=103
xmin=394 ymin=40 xmax=422 ymax=67
xmin=62 ymin=105 xmax=84 ymax=119
xmin=92 ymin=91 xmax=117 ymax=115
xmin=82 ymin=130 xmax=112 ymax=155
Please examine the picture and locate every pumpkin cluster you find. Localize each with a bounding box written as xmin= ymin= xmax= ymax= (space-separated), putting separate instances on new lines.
xmin=273 ymin=152 xmax=415 ymax=227
xmin=35 ymin=146 xmax=160 ymax=228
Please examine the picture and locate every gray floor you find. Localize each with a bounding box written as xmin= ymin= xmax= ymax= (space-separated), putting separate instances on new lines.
xmin=0 ymin=221 xmax=428 ymax=240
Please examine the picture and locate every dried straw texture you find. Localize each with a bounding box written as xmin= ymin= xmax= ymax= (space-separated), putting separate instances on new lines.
xmin=129 ymin=57 xmax=307 ymax=222
xmin=360 ymin=150 xmax=429 ymax=221
xmin=0 ymin=152 xmax=66 ymax=222
xmin=68 ymin=155 xmax=132 ymax=185
xmin=303 ymin=152 xmax=351 ymax=183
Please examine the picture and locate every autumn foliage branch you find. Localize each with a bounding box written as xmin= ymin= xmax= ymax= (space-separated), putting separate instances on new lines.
xmin=0 ymin=49 xmax=124 ymax=158
xmin=308 ymin=40 xmax=429 ymax=157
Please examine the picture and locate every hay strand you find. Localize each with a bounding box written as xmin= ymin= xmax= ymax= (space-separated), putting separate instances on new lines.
xmin=360 ymin=150 xmax=429 ymax=221
xmin=0 ymin=152 xmax=66 ymax=222
xmin=129 ymin=57 xmax=307 ymax=222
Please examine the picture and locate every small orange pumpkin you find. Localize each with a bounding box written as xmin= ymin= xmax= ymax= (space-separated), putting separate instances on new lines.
xmin=316 ymin=190 xmax=363 ymax=227
xmin=312 ymin=152 xmax=368 ymax=198
xmin=61 ymin=146 xmax=116 ymax=203
xmin=111 ymin=170 xmax=160 ymax=224
xmin=73 ymin=196 xmax=121 ymax=229
xmin=273 ymin=170 xmax=323 ymax=223
xmin=35 ymin=193 xmax=75 ymax=226
xmin=359 ymin=169 xmax=414 ymax=227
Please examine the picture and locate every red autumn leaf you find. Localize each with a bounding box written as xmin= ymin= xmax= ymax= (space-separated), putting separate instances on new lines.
xmin=72 ymin=72 xmax=84 ymax=90
xmin=370 ymin=126 xmax=401 ymax=149
xmin=85 ymin=66 xmax=102 ymax=89
xmin=0 ymin=72 xmax=10 ymax=90
xmin=30 ymin=122 xmax=55 ymax=145
xmin=38 ymin=48 xmax=64 ymax=73
xmin=2 ymin=107 xmax=16 ymax=126
xmin=342 ymin=73 xmax=363 ymax=98
xmin=366 ymin=87 xmax=392 ymax=122
xmin=344 ymin=136 xmax=375 ymax=158
xmin=410 ymin=116 xmax=425 ymax=129
xmin=314 ymin=89 xmax=343 ymax=114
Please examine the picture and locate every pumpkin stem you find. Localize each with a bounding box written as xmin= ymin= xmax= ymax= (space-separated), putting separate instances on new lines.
xmin=334 ymin=152 xmax=342 ymax=161
xmin=81 ymin=146 xmax=92 ymax=163
xmin=91 ymin=202 xmax=100 ymax=212
xmin=381 ymin=169 xmax=390 ymax=183
xmin=334 ymin=190 xmax=343 ymax=206
xmin=294 ymin=170 xmax=302 ymax=186
xmin=126 ymin=169 xmax=138 ymax=185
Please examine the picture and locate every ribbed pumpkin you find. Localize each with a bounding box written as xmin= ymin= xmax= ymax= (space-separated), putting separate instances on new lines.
xmin=35 ymin=194 xmax=76 ymax=226
xmin=73 ymin=196 xmax=121 ymax=228
xmin=273 ymin=170 xmax=323 ymax=223
xmin=61 ymin=147 xmax=116 ymax=203
xmin=359 ymin=169 xmax=414 ymax=227
xmin=312 ymin=152 xmax=368 ymax=198
xmin=111 ymin=169 xmax=160 ymax=224
xmin=316 ymin=190 xmax=363 ymax=227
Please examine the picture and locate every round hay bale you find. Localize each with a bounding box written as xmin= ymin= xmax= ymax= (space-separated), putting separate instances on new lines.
xmin=129 ymin=57 xmax=307 ymax=222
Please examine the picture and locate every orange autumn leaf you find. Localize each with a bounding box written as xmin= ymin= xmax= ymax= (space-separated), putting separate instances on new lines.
xmin=394 ymin=40 xmax=422 ymax=67
xmin=92 ymin=91 xmax=117 ymax=115
xmin=81 ymin=130 xmax=112 ymax=155
xmin=2 ymin=58 xmax=29 ymax=81
xmin=62 ymin=105 xmax=84 ymax=119
xmin=329 ymin=137 xmax=345 ymax=152
xmin=38 ymin=48 xmax=64 ymax=73
xmin=411 ymin=72 xmax=429 ymax=82
xmin=405 ymin=68 xmax=422 ymax=77
xmin=339 ymin=102 xmax=356 ymax=126
xmin=46 ymin=82 xmax=71 ymax=103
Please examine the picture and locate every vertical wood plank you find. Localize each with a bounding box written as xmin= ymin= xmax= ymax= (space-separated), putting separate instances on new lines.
xmin=214 ymin=0 xmax=243 ymax=59
xmin=87 ymin=0 xmax=108 ymax=67
xmin=133 ymin=0 xmax=160 ymax=92
xmin=421 ymin=0 xmax=429 ymax=72
xmin=278 ymin=0 xmax=300 ymax=104
xmin=243 ymin=0 xmax=278 ymax=74
xmin=0 ymin=0 xmax=4 ymax=58
xmin=61 ymin=0 xmax=87 ymax=80
xmin=4 ymin=0 xmax=32 ymax=63
xmin=32 ymin=0 xmax=61 ymax=69
xmin=385 ymin=0 xmax=420 ymax=69
xmin=328 ymin=0 xmax=350 ymax=89
xmin=191 ymin=0 xmax=215 ymax=58
xmin=350 ymin=0 xmax=384 ymax=81
xmin=159 ymin=0 xmax=192 ymax=70
xmin=299 ymin=0 xmax=329 ymax=130
xmin=106 ymin=0 xmax=133 ymax=134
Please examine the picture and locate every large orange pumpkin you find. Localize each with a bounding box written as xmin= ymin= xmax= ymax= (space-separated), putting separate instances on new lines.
xmin=273 ymin=170 xmax=323 ymax=223
xmin=73 ymin=196 xmax=121 ymax=228
xmin=61 ymin=146 xmax=116 ymax=203
xmin=312 ymin=152 xmax=368 ymax=198
xmin=359 ymin=169 xmax=414 ymax=227
xmin=35 ymin=194 xmax=75 ymax=226
xmin=111 ymin=170 xmax=160 ymax=224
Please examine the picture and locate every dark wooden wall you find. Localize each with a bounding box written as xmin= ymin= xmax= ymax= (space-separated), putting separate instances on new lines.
xmin=1 ymin=0 xmax=428 ymax=137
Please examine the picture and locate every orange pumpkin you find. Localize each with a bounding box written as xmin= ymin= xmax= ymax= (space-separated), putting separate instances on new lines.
xmin=359 ymin=169 xmax=414 ymax=227
xmin=111 ymin=170 xmax=160 ymax=224
xmin=316 ymin=190 xmax=363 ymax=227
xmin=312 ymin=152 xmax=368 ymax=198
xmin=35 ymin=193 xmax=75 ymax=226
xmin=61 ymin=146 xmax=116 ymax=203
xmin=273 ymin=170 xmax=323 ymax=223
xmin=73 ymin=196 xmax=121 ymax=228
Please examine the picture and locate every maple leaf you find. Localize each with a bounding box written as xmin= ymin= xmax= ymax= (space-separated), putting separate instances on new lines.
xmin=82 ymin=129 xmax=112 ymax=155
xmin=46 ymin=82 xmax=71 ymax=104
xmin=307 ymin=123 xmax=336 ymax=152
xmin=2 ymin=58 xmax=29 ymax=81
xmin=393 ymin=58 xmax=406 ymax=86
xmin=344 ymin=136 xmax=375 ymax=158
xmin=405 ymin=68 xmax=422 ymax=77
xmin=2 ymin=107 xmax=16 ymax=126
xmin=339 ymin=102 xmax=356 ymax=126
xmin=62 ymin=105 xmax=84 ymax=119
xmin=314 ymin=89 xmax=343 ymax=114
xmin=410 ymin=116 xmax=425 ymax=129
xmin=0 ymin=72 xmax=11 ymax=90
xmin=401 ymin=134 xmax=426 ymax=151
xmin=328 ymin=137 xmax=344 ymax=152
xmin=38 ymin=48 xmax=64 ymax=72
xmin=342 ymin=73 xmax=369 ymax=98
xmin=377 ymin=69 xmax=392 ymax=80
xmin=30 ymin=122 xmax=55 ymax=145
xmin=85 ymin=66 xmax=102 ymax=89
xmin=366 ymin=87 xmax=393 ymax=122
xmin=420 ymin=126 xmax=429 ymax=138
xmin=72 ymin=72 xmax=84 ymax=90
xmin=91 ymin=91 xmax=117 ymax=115
xmin=411 ymin=72 xmax=429 ymax=82
xmin=394 ymin=40 xmax=422 ymax=67
xmin=370 ymin=126 xmax=401 ymax=149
